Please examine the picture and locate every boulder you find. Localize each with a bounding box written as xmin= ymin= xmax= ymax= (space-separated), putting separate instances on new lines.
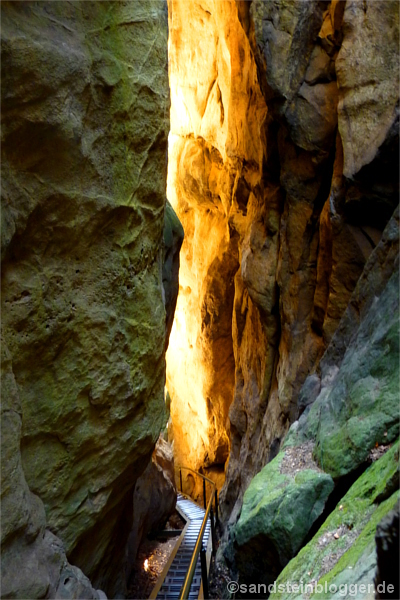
xmin=269 ymin=442 xmax=399 ymax=600
xmin=232 ymin=447 xmax=334 ymax=587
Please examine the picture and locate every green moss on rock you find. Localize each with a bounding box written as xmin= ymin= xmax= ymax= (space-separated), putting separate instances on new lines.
xmin=270 ymin=440 xmax=399 ymax=600
xmin=233 ymin=450 xmax=334 ymax=582
xmin=283 ymin=270 xmax=399 ymax=482
xmin=1 ymin=1 xmax=170 ymax=596
xmin=313 ymin=271 xmax=399 ymax=478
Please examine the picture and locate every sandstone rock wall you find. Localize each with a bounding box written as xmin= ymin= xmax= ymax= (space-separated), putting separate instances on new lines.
xmin=1 ymin=339 xmax=104 ymax=599
xmin=165 ymin=0 xmax=399 ymax=538
xmin=227 ymin=208 xmax=399 ymax=588
xmin=1 ymin=1 xmax=171 ymax=596
xmin=221 ymin=0 xmax=399 ymax=520
xmin=166 ymin=0 xmax=268 ymax=479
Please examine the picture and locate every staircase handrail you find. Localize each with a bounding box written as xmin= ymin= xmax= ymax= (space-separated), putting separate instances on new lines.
xmin=175 ymin=465 xmax=218 ymax=600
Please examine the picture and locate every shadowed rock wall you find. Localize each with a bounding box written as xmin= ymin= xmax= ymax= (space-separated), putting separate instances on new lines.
xmin=222 ymin=0 xmax=399 ymax=522
xmin=1 ymin=1 xmax=171 ymax=596
xmin=229 ymin=208 xmax=399 ymax=590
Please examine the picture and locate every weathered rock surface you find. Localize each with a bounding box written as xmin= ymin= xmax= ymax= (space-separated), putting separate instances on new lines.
xmin=312 ymin=270 xmax=399 ymax=477
xmin=125 ymin=437 xmax=177 ymax=588
xmin=219 ymin=0 xmax=399 ymax=528
xmin=269 ymin=442 xmax=399 ymax=600
xmin=6 ymin=0 xmax=398 ymax=594
xmin=336 ymin=0 xmax=399 ymax=179
xmin=232 ymin=449 xmax=334 ymax=588
xmin=165 ymin=4 xmax=399 ymax=563
xmin=224 ymin=208 xmax=399 ymax=588
xmin=1 ymin=338 xmax=103 ymax=599
xmin=1 ymin=1 xmax=171 ymax=597
xmin=285 ymin=207 xmax=400 ymax=474
xmin=166 ymin=0 xmax=267 ymax=478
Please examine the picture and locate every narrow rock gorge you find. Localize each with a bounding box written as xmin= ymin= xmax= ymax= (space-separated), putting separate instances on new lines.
xmin=1 ymin=0 xmax=399 ymax=598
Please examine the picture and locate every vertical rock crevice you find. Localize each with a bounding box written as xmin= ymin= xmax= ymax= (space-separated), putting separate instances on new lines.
xmin=166 ymin=0 xmax=268 ymax=489
xmin=1 ymin=0 xmax=398 ymax=596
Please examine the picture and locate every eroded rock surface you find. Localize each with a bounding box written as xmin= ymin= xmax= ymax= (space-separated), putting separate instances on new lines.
xmin=285 ymin=207 xmax=400 ymax=473
xmin=166 ymin=0 xmax=268 ymax=479
xmin=1 ymin=1 xmax=171 ymax=596
xmin=165 ymin=0 xmax=399 ymax=522
xmin=1 ymin=338 xmax=104 ymax=599
xmin=165 ymin=0 xmax=399 ymax=591
xmin=224 ymin=209 xmax=399 ymax=588
xmin=220 ymin=0 xmax=399 ymax=526
xmin=2 ymin=0 xmax=399 ymax=596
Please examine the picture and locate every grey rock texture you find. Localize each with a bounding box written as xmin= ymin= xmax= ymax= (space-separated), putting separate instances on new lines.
xmin=1 ymin=339 xmax=103 ymax=599
xmin=224 ymin=208 xmax=399 ymax=592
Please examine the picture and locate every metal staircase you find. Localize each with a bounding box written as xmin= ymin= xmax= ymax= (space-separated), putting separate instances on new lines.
xmin=150 ymin=468 xmax=218 ymax=600
xmin=151 ymin=494 xmax=211 ymax=599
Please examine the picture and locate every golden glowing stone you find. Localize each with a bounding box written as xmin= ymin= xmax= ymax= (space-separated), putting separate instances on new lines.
xmin=166 ymin=0 xmax=267 ymax=488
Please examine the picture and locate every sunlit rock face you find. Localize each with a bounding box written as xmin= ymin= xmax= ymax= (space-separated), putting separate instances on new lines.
xmin=1 ymin=1 xmax=171 ymax=596
xmin=167 ymin=0 xmax=399 ymax=527
xmin=166 ymin=0 xmax=267 ymax=479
